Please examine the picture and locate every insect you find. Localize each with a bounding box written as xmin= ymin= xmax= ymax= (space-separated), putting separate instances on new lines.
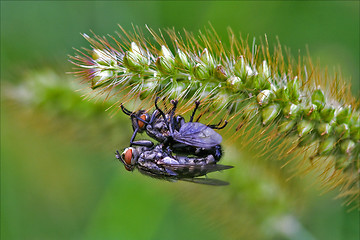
xmin=115 ymin=143 xmax=233 ymax=185
xmin=121 ymin=98 xmax=227 ymax=161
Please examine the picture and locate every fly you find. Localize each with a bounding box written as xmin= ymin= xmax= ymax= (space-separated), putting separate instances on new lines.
xmin=115 ymin=143 xmax=233 ymax=186
xmin=121 ymin=98 xmax=227 ymax=161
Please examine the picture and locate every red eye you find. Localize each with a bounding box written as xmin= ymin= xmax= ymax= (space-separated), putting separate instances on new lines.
xmin=124 ymin=148 xmax=133 ymax=165
xmin=137 ymin=114 xmax=147 ymax=129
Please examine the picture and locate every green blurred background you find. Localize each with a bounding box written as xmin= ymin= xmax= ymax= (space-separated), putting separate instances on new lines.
xmin=1 ymin=1 xmax=359 ymax=240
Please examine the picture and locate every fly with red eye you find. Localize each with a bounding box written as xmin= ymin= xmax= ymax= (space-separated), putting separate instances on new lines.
xmin=115 ymin=143 xmax=234 ymax=186
xmin=121 ymin=98 xmax=228 ymax=161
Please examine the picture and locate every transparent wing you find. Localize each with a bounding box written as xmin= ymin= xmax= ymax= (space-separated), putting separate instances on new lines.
xmin=138 ymin=167 xmax=230 ymax=186
xmin=162 ymin=163 xmax=233 ymax=178
xmin=173 ymin=122 xmax=222 ymax=148
xmin=138 ymin=161 xmax=233 ymax=185
xmin=180 ymin=177 xmax=230 ymax=186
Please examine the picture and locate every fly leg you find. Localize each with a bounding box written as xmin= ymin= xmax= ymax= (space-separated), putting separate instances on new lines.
xmin=120 ymin=104 xmax=133 ymax=116
xmin=159 ymin=99 xmax=178 ymax=147
xmin=121 ymin=104 xmax=142 ymax=146
xmin=130 ymin=140 xmax=154 ymax=147
xmin=148 ymin=109 xmax=160 ymax=125
xmin=155 ymin=97 xmax=168 ymax=126
xmin=189 ymin=100 xmax=200 ymax=122
xmin=129 ymin=128 xmax=154 ymax=147
xmin=169 ymin=100 xmax=178 ymax=135
xmin=208 ymin=120 xmax=228 ymax=130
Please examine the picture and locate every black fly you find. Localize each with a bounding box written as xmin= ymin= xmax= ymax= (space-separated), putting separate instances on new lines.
xmin=121 ymin=98 xmax=227 ymax=161
xmin=115 ymin=143 xmax=233 ymax=186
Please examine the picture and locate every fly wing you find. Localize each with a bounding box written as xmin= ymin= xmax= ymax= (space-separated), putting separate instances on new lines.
xmin=173 ymin=122 xmax=222 ymax=148
xmin=180 ymin=177 xmax=230 ymax=186
xmin=137 ymin=167 xmax=178 ymax=181
xmin=138 ymin=167 xmax=230 ymax=186
xmin=162 ymin=163 xmax=233 ymax=178
xmin=138 ymin=162 xmax=233 ymax=185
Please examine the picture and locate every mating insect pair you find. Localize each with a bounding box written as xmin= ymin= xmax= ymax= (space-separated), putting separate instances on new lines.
xmin=116 ymin=98 xmax=233 ymax=185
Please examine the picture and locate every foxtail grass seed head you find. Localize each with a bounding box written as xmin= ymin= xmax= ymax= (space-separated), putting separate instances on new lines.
xmin=278 ymin=119 xmax=297 ymax=134
xmin=317 ymin=122 xmax=332 ymax=136
xmin=320 ymin=106 xmax=336 ymax=123
xmin=261 ymin=103 xmax=281 ymax=125
xmin=297 ymin=120 xmax=314 ymax=137
xmin=282 ymin=103 xmax=300 ymax=119
xmin=70 ymin=25 xmax=359 ymax=208
xmin=317 ymin=137 xmax=336 ymax=155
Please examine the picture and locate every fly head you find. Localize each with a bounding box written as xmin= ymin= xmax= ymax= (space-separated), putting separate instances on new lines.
xmin=131 ymin=110 xmax=150 ymax=133
xmin=116 ymin=147 xmax=139 ymax=171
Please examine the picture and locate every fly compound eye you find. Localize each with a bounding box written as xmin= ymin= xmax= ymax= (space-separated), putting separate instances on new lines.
xmin=137 ymin=113 xmax=150 ymax=130
xmin=137 ymin=114 xmax=146 ymax=129
xmin=121 ymin=147 xmax=135 ymax=171
xmin=132 ymin=110 xmax=149 ymax=131
xmin=123 ymin=148 xmax=133 ymax=165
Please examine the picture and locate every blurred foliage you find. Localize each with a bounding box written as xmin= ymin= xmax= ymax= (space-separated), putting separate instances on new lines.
xmin=2 ymin=1 xmax=359 ymax=95
xmin=1 ymin=1 xmax=359 ymax=240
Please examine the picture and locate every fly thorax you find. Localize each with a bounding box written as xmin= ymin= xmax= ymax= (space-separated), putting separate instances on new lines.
xmin=144 ymin=151 xmax=156 ymax=160
xmin=160 ymin=157 xmax=179 ymax=165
